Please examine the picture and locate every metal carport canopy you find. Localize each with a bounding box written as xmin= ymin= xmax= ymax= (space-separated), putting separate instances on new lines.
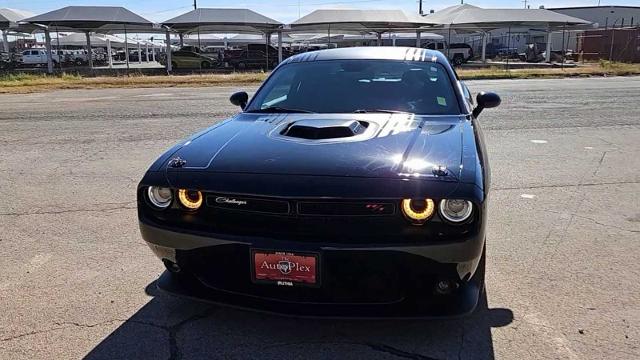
xmin=1 ymin=8 xmax=33 ymax=29
xmin=162 ymin=8 xmax=282 ymax=34
xmin=422 ymin=4 xmax=592 ymax=62
xmin=289 ymin=9 xmax=433 ymax=32
xmin=423 ymin=4 xmax=591 ymax=30
xmin=1 ymin=8 xmax=35 ymax=51
xmin=289 ymin=9 xmax=435 ymax=48
xmin=163 ymin=8 xmax=283 ymax=68
xmin=22 ymin=6 xmax=162 ymax=72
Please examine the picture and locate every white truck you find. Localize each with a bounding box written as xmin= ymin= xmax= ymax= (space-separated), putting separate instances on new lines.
xmin=422 ymin=41 xmax=473 ymax=66
xmin=20 ymin=48 xmax=63 ymax=66
xmin=20 ymin=48 xmax=102 ymax=67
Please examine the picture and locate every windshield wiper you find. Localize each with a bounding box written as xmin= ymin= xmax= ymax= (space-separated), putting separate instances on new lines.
xmin=247 ymin=106 xmax=315 ymax=114
xmin=353 ymin=109 xmax=410 ymax=114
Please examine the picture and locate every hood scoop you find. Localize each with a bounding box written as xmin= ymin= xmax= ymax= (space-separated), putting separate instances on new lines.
xmin=282 ymin=119 xmax=368 ymax=140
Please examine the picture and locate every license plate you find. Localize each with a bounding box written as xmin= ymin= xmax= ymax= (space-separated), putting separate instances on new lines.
xmin=252 ymin=250 xmax=319 ymax=287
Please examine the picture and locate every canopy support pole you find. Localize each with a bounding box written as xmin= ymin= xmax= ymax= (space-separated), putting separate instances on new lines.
xmin=85 ymin=32 xmax=93 ymax=69
xmin=391 ymin=34 xmax=396 ymax=47
xmin=481 ymin=31 xmax=487 ymax=63
xmin=197 ymin=28 xmax=202 ymax=72
xmin=152 ymin=44 xmax=156 ymax=62
xmin=608 ymin=26 xmax=615 ymax=61
xmin=165 ymin=30 xmax=172 ymax=73
xmin=265 ymin=32 xmax=270 ymax=70
xmin=416 ymin=30 xmax=421 ymax=48
xmin=124 ymin=25 xmax=130 ymax=70
xmin=55 ymin=26 xmax=62 ymax=71
xmin=545 ymin=29 xmax=552 ymax=63
xmin=145 ymin=42 xmax=149 ymax=62
xmin=327 ymin=24 xmax=331 ymax=48
xmin=277 ymin=30 xmax=283 ymax=64
xmin=561 ymin=24 xmax=566 ymax=69
xmin=179 ymin=33 xmax=184 ymax=47
xmin=106 ymin=38 xmax=113 ymax=68
xmin=447 ymin=25 xmax=452 ymax=59
xmin=137 ymin=40 xmax=142 ymax=64
xmin=44 ymin=29 xmax=53 ymax=74
xmin=377 ymin=32 xmax=382 ymax=46
xmin=506 ymin=26 xmax=511 ymax=71
xmin=2 ymin=30 xmax=8 ymax=52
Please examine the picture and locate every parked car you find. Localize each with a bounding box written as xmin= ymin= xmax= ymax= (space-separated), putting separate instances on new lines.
xmin=20 ymin=48 xmax=62 ymax=66
xmin=138 ymin=47 xmax=501 ymax=318
xmin=422 ymin=41 xmax=473 ymax=65
xmin=224 ymin=44 xmax=285 ymax=70
xmin=161 ymin=50 xmax=216 ymax=69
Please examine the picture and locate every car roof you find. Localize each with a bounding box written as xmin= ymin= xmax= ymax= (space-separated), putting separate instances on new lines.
xmin=281 ymin=46 xmax=451 ymax=67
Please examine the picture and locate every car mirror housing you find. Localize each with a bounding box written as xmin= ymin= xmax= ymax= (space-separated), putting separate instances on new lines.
xmin=230 ymin=91 xmax=249 ymax=110
xmin=473 ymin=92 xmax=501 ymax=118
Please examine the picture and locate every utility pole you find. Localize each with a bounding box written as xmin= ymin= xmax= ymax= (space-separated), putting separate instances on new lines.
xmin=522 ymin=0 xmax=528 ymax=9
xmin=419 ymin=0 xmax=423 ymax=15
xmin=193 ymin=0 xmax=197 ymax=10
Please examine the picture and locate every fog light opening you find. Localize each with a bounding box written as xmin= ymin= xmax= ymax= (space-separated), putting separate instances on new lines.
xmin=435 ymin=279 xmax=458 ymax=295
xmin=163 ymin=259 xmax=181 ymax=273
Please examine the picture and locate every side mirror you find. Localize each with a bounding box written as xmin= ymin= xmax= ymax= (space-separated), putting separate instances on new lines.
xmin=473 ymin=92 xmax=501 ymax=118
xmin=230 ymin=91 xmax=249 ymax=110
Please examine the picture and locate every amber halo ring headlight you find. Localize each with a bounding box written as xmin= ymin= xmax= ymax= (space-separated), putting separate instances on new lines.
xmin=147 ymin=186 xmax=173 ymax=209
xmin=439 ymin=199 xmax=473 ymax=223
xmin=401 ymin=199 xmax=435 ymax=224
xmin=178 ymin=189 xmax=203 ymax=210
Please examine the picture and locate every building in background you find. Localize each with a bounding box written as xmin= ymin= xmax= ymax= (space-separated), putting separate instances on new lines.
xmin=549 ymin=6 xmax=640 ymax=29
xmin=549 ymin=6 xmax=640 ymax=62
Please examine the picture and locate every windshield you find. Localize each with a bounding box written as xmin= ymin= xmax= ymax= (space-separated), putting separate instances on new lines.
xmin=247 ymin=60 xmax=461 ymax=115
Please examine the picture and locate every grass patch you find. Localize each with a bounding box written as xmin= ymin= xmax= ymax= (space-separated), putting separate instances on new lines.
xmin=1 ymin=62 xmax=639 ymax=94
xmin=0 ymin=71 xmax=268 ymax=93
xmin=458 ymin=62 xmax=640 ymax=80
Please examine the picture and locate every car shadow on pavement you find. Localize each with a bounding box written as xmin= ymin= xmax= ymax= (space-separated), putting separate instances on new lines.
xmin=84 ymin=280 xmax=513 ymax=360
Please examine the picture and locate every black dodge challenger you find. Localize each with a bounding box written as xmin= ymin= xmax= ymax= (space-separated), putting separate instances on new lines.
xmin=138 ymin=47 xmax=501 ymax=318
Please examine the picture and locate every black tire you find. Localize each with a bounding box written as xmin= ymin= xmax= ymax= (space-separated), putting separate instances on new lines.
xmin=201 ymin=61 xmax=211 ymax=69
xmin=237 ymin=61 xmax=246 ymax=70
xmin=171 ymin=61 xmax=177 ymax=70
xmin=75 ymin=58 xmax=83 ymax=66
xmin=453 ymin=54 xmax=464 ymax=66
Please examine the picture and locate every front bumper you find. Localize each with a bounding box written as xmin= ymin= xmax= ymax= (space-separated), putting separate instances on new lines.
xmin=141 ymin=221 xmax=485 ymax=318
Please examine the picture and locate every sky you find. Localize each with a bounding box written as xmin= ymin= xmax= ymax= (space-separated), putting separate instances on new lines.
xmin=2 ymin=0 xmax=639 ymax=24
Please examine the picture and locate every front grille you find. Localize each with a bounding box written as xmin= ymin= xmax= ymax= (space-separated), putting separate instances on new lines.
xmin=298 ymin=201 xmax=395 ymax=216
xmin=206 ymin=195 xmax=290 ymax=215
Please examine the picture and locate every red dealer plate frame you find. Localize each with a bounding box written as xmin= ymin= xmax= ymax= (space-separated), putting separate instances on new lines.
xmin=251 ymin=250 xmax=320 ymax=287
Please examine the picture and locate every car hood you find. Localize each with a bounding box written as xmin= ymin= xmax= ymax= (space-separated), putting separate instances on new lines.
xmin=166 ymin=113 xmax=466 ymax=181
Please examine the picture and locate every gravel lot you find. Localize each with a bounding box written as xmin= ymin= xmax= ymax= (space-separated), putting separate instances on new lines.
xmin=0 ymin=77 xmax=638 ymax=359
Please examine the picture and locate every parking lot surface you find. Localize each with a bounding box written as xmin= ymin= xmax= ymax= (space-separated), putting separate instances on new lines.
xmin=1 ymin=77 xmax=639 ymax=359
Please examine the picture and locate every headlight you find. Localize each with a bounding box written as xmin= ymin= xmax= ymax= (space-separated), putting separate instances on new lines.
xmin=178 ymin=189 xmax=203 ymax=210
xmin=439 ymin=199 xmax=473 ymax=223
xmin=401 ymin=198 xmax=435 ymax=224
xmin=147 ymin=186 xmax=173 ymax=209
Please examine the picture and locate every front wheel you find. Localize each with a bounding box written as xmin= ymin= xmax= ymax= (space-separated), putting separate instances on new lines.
xmin=452 ymin=54 xmax=464 ymax=66
xmin=171 ymin=61 xmax=177 ymax=70
xmin=201 ymin=61 xmax=211 ymax=69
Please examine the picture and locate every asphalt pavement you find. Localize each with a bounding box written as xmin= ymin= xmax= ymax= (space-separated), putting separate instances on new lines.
xmin=0 ymin=77 xmax=638 ymax=359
